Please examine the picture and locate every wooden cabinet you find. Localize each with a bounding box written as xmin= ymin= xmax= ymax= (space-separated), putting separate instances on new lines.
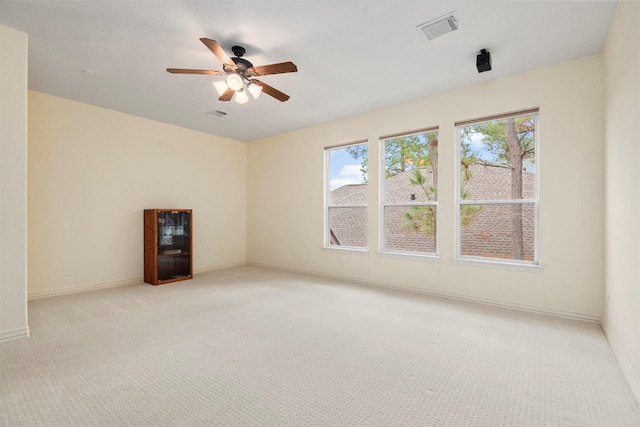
xmin=144 ymin=209 xmax=192 ymax=285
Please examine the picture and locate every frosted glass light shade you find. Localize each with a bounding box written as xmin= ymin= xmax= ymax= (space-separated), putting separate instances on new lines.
xmin=235 ymin=89 xmax=249 ymax=104
xmin=226 ymin=74 xmax=243 ymax=91
xmin=248 ymin=83 xmax=263 ymax=99
xmin=213 ymin=80 xmax=229 ymax=96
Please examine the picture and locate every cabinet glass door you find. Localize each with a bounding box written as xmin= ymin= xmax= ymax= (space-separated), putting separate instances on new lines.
xmin=157 ymin=211 xmax=191 ymax=281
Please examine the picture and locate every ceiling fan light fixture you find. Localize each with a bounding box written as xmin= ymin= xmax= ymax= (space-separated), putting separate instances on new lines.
xmin=213 ymin=80 xmax=229 ymax=96
xmin=235 ymin=88 xmax=249 ymax=104
xmin=226 ymin=73 xmax=243 ymax=91
xmin=248 ymin=83 xmax=263 ymax=99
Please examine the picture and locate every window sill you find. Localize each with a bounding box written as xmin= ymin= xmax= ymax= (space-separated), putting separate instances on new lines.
xmin=378 ymin=250 xmax=440 ymax=261
xmin=451 ymin=256 xmax=543 ymax=272
xmin=323 ymin=245 xmax=369 ymax=254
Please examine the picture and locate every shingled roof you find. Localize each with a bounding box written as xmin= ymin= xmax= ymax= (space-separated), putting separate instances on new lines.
xmin=329 ymin=163 xmax=535 ymax=260
xmin=461 ymin=163 xmax=535 ymax=260
xmin=330 ymin=184 xmax=367 ymax=247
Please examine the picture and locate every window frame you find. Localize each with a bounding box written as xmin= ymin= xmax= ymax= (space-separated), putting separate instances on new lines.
xmin=324 ymin=140 xmax=369 ymax=251
xmin=380 ymin=127 xmax=439 ymax=257
xmin=454 ymin=109 xmax=540 ymax=266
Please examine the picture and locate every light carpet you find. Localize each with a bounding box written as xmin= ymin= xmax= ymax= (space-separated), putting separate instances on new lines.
xmin=1 ymin=266 xmax=639 ymax=426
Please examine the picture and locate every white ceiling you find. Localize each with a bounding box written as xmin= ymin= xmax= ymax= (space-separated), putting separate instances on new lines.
xmin=0 ymin=1 xmax=617 ymax=142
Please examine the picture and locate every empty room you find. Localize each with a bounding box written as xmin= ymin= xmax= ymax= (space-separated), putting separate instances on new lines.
xmin=1 ymin=1 xmax=639 ymax=425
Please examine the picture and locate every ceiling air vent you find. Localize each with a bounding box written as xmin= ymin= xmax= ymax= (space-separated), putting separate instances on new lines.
xmin=417 ymin=12 xmax=460 ymax=40
xmin=206 ymin=110 xmax=227 ymax=118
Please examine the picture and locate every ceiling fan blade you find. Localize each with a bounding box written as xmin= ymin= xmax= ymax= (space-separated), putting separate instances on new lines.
xmin=253 ymin=80 xmax=290 ymax=102
xmin=166 ymin=68 xmax=224 ymax=75
xmin=200 ymin=38 xmax=237 ymax=71
xmin=218 ymin=88 xmax=234 ymax=102
xmin=247 ymin=61 xmax=298 ymax=76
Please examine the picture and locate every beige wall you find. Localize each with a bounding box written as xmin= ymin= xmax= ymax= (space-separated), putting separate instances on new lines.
xmin=247 ymin=55 xmax=605 ymax=321
xmin=603 ymin=1 xmax=640 ymax=403
xmin=0 ymin=25 xmax=29 ymax=341
xmin=28 ymin=92 xmax=247 ymax=298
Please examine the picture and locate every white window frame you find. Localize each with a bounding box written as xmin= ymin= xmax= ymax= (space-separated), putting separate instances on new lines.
xmin=454 ymin=109 xmax=540 ymax=266
xmin=324 ymin=140 xmax=369 ymax=251
xmin=380 ymin=128 xmax=439 ymax=257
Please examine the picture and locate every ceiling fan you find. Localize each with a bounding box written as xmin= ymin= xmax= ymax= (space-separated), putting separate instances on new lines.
xmin=167 ymin=38 xmax=298 ymax=103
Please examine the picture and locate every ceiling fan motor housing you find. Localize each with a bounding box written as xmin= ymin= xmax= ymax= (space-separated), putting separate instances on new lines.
xmin=225 ymin=46 xmax=253 ymax=74
xmin=222 ymin=46 xmax=253 ymax=73
xmin=231 ymin=57 xmax=254 ymax=72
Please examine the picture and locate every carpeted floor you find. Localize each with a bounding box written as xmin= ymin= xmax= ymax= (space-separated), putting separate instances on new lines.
xmin=1 ymin=266 xmax=639 ymax=426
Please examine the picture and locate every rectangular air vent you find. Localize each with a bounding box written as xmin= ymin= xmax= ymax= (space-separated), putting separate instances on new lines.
xmin=417 ymin=12 xmax=460 ymax=40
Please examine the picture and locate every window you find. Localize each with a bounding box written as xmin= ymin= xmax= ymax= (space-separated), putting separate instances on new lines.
xmin=456 ymin=109 xmax=538 ymax=263
xmin=381 ymin=129 xmax=438 ymax=255
xmin=325 ymin=141 xmax=368 ymax=249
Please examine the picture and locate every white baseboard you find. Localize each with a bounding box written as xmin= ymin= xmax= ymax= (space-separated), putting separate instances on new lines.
xmin=28 ymin=277 xmax=143 ymax=300
xmin=194 ymin=261 xmax=246 ymax=274
xmin=602 ymin=318 xmax=640 ymax=405
xmin=246 ymin=261 xmax=601 ymax=323
xmin=0 ymin=327 xmax=30 ymax=343
xmin=28 ymin=261 xmax=248 ymax=300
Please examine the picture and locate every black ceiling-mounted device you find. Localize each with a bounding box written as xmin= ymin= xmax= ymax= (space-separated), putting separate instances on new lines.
xmin=476 ymin=49 xmax=492 ymax=73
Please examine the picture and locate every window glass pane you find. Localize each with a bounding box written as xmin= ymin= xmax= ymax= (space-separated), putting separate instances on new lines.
xmin=329 ymin=144 xmax=367 ymax=205
xmin=328 ymin=207 xmax=367 ymax=248
xmin=382 ymin=130 xmax=438 ymax=255
xmin=460 ymin=115 xmax=536 ymax=201
xmin=384 ymin=132 xmax=438 ymax=202
xmin=460 ymin=203 xmax=535 ymax=261
xmin=384 ymin=206 xmax=436 ymax=254
xmin=327 ymin=142 xmax=368 ymax=248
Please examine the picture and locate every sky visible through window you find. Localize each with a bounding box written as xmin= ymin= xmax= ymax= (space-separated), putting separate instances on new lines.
xmin=329 ymin=147 xmax=366 ymax=191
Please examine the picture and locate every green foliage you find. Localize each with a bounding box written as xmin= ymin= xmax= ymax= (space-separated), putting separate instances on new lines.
xmin=403 ymin=206 xmax=436 ymax=236
xmin=409 ymin=168 xmax=437 ymax=202
xmin=460 ymin=143 xmax=477 ymax=183
xmin=384 ymin=132 xmax=437 ymax=178
xmin=461 ymin=204 xmax=481 ymax=226
xmin=457 ymin=145 xmax=481 ymax=226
